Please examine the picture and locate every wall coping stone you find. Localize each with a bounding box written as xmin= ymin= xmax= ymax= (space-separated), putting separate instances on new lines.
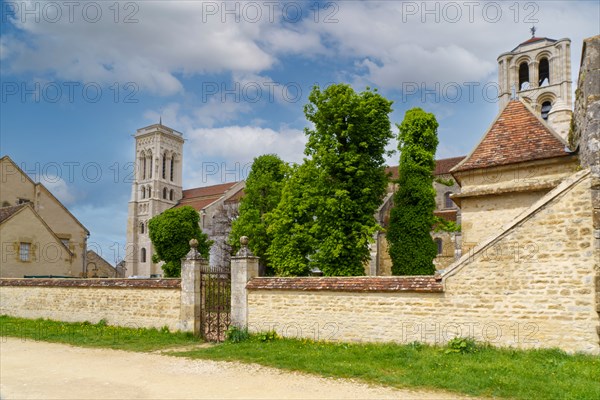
xmin=246 ymin=276 xmax=443 ymax=293
xmin=0 ymin=278 xmax=181 ymax=289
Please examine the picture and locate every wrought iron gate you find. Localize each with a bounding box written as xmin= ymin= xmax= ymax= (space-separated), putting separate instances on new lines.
xmin=200 ymin=269 xmax=231 ymax=342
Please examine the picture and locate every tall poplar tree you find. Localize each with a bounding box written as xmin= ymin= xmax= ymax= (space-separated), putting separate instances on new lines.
xmin=387 ymin=108 xmax=439 ymax=275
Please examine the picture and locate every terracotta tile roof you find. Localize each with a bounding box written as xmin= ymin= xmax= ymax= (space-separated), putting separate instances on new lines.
xmin=181 ymin=182 xmax=238 ymax=199
xmin=512 ymin=36 xmax=556 ymax=51
xmin=452 ymin=100 xmax=570 ymax=173
xmin=246 ymin=276 xmax=443 ymax=293
xmin=385 ymin=156 xmax=466 ymax=180
xmin=434 ymin=209 xmax=458 ymax=222
xmin=0 ymin=204 xmax=27 ymax=224
xmin=176 ymin=182 xmax=240 ymax=211
xmin=177 ymin=197 xmax=220 ymax=211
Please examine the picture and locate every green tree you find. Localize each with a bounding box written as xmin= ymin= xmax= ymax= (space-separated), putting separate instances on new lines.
xmin=269 ymin=84 xmax=394 ymax=276
xmin=229 ymin=154 xmax=288 ymax=274
xmin=148 ymin=206 xmax=211 ymax=277
xmin=267 ymin=161 xmax=321 ymax=276
xmin=387 ymin=108 xmax=439 ymax=275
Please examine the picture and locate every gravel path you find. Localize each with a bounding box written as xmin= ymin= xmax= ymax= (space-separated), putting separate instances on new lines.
xmin=1 ymin=338 xmax=473 ymax=399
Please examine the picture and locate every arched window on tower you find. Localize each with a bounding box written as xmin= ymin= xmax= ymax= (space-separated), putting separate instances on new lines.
xmin=141 ymin=248 xmax=147 ymax=263
xmin=163 ymin=187 xmax=168 ymax=199
xmin=140 ymin=222 xmax=145 ymax=234
xmin=141 ymin=153 xmax=146 ymax=180
xmin=539 ymin=58 xmax=550 ymax=86
xmin=141 ymin=186 xmax=145 ymax=199
xmin=147 ymin=185 xmax=152 ymax=198
xmin=434 ymin=238 xmax=443 ymax=255
xmin=148 ymin=153 xmax=153 ymax=178
xmin=170 ymin=155 xmax=175 ymax=181
xmin=162 ymin=152 xmax=167 ymax=179
xmin=444 ymin=192 xmax=454 ymax=209
xmin=541 ymin=101 xmax=552 ymax=120
xmin=169 ymin=189 xmax=174 ymax=201
xmin=519 ymin=62 xmax=530 ymax=90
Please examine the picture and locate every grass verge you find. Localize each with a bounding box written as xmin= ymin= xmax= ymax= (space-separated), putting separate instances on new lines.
xmin=0 ymin=315 xmax=200 ymax=352
xmin=171 ymin=333 xmax=600 ymax=400
xmin=1 ymin=316 xmax=599 ymax=399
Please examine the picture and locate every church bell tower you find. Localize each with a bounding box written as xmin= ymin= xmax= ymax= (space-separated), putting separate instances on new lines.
xmin=497 ymin=29 xmax=573 ymax=140
xmin=125 ymin=123 xmax=184 ymax=277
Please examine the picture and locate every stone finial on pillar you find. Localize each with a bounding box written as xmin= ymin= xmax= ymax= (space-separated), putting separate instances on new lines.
xmin=186 ymin=238 xmax=203 ymax=260
xmin=231 ymin=236 xmax=260 ymax=329
xmin=236 ymin=236 xmax=254 ymax=257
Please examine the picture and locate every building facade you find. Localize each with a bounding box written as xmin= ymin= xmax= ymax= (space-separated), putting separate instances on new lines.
xmin=497 ymin=35 xmax=573 ymax=139
xmin=125 ymin=124 xmax=184 ymax=277
xmin=0 ymin=156 xmax=89 ymax=277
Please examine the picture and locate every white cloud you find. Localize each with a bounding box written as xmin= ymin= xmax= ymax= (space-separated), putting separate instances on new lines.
xmin=41 ymin=176 xmax=79 ymax=206
xmin=3 ymin=1 xmax=275 ymax=95
xmin=184 ymin=125 xmax=306 ymax=186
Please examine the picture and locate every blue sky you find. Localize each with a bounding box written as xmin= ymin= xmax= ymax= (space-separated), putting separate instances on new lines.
xmin=1 ymin=0 xmax=598 ymax=264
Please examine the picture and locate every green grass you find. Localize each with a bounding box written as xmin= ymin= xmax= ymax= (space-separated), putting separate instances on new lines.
xmin=2 ymin=315 xmax=599 ymax=399
xmin=0 ymin=315 xmax=200 ymax=352
xmin=171 ymin=335 xmax=600 ymax=400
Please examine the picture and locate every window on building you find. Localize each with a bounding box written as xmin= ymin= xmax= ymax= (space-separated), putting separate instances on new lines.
xmin=444 ymin=192 xmax=454 ymax=209
xmin=541 ymin=101 xmax=552 ymax=120
xmin=140 ymin=222 xmax=144 ymax=234
xmin=170 ymin=156 xmax=175 ymax=182
xmin=162 ymin=152 xmax=167 ymax=179
xmin=142 ymin=155 xmax=146 ymax=180
xmin=149 ymin=155 xmax=153 ymax=178
xmin=518 ymin=62 xmax=529 ymax=90
xmin=434 ymin=238 xmax=443 ymax=256
xmin=539 ymin=58 xmax=550 ymax=86
xmin=163 ymin=187 xmax=167 ymax=199
xmin=19 ymin=242 xmax=30 ymax=262
xmin=141 ymin=186 xmax=145 ymax=199
xmin=141 ymin=248 xmax=146 ymax=263
xmin=169 ymin=189 xmax=174 ymax=201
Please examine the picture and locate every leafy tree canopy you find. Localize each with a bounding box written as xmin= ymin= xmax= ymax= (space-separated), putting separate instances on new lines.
xmin=229 ymin=154 xmax=288 ymax=275
xmin=268 ymin=84 xmax=394 ymax=276
xmin=148 ymin=206 xmax=211 ymax=277
xmin=387 ymin=108 xmax=439 ymax=275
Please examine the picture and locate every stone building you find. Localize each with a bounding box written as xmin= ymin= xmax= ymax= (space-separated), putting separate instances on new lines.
xmin=0 ymin=156 xmax=90 ymax=277
xmin=497 ymin=34 xmax=573 ymax=139
xmin=86 ymin=250 xmax=120 ymax=278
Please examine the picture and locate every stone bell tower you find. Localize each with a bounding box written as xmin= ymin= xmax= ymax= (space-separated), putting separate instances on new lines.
xmin=497 ymin=29 xmax=573 ymax=140
xmin=125 ymin=123 xmax=184 ymax=277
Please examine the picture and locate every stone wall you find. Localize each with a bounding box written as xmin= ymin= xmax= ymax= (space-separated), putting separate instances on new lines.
xmin=0 ymin=279 xmax=182 ymax=331
xmin=245 ymin=170 xmax=600 ymax=354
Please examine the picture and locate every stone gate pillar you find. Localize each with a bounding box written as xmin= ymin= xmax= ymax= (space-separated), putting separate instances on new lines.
xmin=230 ymin=236 xmax=260 ymax=329
xmin=179 ymin=239 xmax=208 ymax=335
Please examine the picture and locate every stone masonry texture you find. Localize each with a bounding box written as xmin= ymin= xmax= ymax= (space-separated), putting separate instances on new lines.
xmin=247 ymin=171 xmax=599 ymax=354
xmin=0 ymin=279 xmax=182 ymax=331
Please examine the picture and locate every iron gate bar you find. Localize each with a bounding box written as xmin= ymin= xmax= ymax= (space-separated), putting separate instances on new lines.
xmin=199 ymin=269 xmax=231 ymax=342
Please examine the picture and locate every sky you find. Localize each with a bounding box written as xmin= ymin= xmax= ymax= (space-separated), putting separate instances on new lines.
xmin=1 ymin=0 xmax=598 ymax=264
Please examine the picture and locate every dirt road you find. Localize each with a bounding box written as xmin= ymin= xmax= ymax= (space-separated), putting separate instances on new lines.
xmin=1 ymin=338 xmax=469 ymax=399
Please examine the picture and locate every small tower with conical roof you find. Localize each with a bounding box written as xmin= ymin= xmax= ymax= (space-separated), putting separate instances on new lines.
xmin=497 ymin=30 xmax=572 ymax=140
